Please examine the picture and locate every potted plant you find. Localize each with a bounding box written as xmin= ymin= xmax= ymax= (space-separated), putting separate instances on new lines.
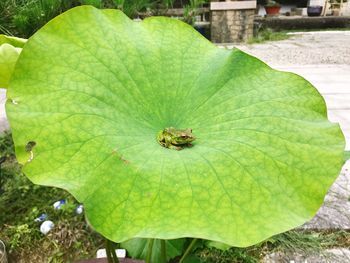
xmin=264 ymin=0 xmax=281 ymax=15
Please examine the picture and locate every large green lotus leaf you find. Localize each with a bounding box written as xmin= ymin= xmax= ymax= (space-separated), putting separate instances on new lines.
xmin=0 ymin=35 xmax=27 ymax=88
xmin=6 ymin=6 xmax=345 ymax=246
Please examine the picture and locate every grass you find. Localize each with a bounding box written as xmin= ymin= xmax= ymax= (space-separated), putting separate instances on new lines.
xmin=0 ymin=0 xmax=73 ymax=38
xmin=1 ymin=131 xmax=350 ymax=262
xmin=0 ymin=0 xmax=177 ymax=38
xmin=286 ymin=27 xmax=350 ymax=33
xmin=248 ymin=28 xmax=290 ymax=44
xmin=197 ymin=230 xmax=350 ymax=262
xmin=248 ymin=27 xmax=350 ymax=44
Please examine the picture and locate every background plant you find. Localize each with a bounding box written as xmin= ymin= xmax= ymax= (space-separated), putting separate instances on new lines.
xmin=183 ymin=0 xmax=207 ymax=25
xmin=0 ymin=0 xmax=75 ymax=38
xmin=0 ymin=0 xmax=179 ymax=37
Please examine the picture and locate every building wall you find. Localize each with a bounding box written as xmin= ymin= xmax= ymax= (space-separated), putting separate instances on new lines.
xmin=211 ymin=9 xmax=255 ymax=43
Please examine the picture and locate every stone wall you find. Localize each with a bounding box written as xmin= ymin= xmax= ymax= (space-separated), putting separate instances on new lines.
xmin=254 ymin=16 xmax=350 ymax=31
xmin=211 ymin=8 xmax=255 ymax=43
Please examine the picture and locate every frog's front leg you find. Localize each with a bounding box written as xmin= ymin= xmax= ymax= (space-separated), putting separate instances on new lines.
xmin=168 ymin=144 xmax=183 ymax=151
xmin=157 ymin=132 xmax=166 ymax=147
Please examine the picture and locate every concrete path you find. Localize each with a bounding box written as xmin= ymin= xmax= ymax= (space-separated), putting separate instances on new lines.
xmin=264 ymin=248 xmax=350 ymax=263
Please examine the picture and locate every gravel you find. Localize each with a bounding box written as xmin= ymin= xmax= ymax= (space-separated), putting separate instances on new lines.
xmin=231 ymin=31 xmax=350 ymax=66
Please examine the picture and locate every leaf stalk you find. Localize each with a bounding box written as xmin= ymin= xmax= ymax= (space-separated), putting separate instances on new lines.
xmin=146 ymin=238 xmax=155 ymax=263
xmin=106 ymin=239 xmax=119 ymax=263
xmin=160 ymin=239 xmax=166 ymax=263
xmin=179 ymin=238 xmax=198 ymax=263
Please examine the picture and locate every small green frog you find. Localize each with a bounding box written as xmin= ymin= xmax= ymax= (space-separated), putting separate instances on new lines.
xmin=157 ymin=127 xmax=196 ymax=150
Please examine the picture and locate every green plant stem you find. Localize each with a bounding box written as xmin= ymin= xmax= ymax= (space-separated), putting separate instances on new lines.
xmin=146 ymin=239 xmax=155 ymax=263
xmin=111 ymin=241 xmax=119 ymax=263
xmin=106 ymin=239 xmax=113 ymax=263
xmin=160 ymin=239 xmax=166 ymax=263
xmin=106 ymin=239 xmax=119 ymax=263
xmin=179 ymin=238 xmax=198 ymax=263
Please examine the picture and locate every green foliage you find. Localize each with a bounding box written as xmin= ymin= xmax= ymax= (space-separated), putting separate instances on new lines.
xmin=198 ymin=247 xmax=260 ymax=263
xmin=0 ymin=0 xmax=177 ymax=37
xmin=111 ymin=0 xmax=154 ymax=17
xmin=12 ymin=0 xmax=73 ymax=38
xmin=0 ymin=0 xmax=75 ymax=37
xmin=249 ymin=28 xmax=290 ymax=44
xmin=111 ymin=0 xmax=175 ymax=18
xmin=7 ymin=5 xmax=345 ymax=249
xmin=205 ymin=240 xmax=231 ymax=251
xmin=5 ymin=224 xmax=33 ymax=251
xmin=0 ymin=131 xmax=15 ymax=156
xmin=80 ymin=0 xmax=103 ymax=8
xmin=183 ymin=0 xmax=207 ymax=25
xmin=0 ymin=34 xmax=26 ymax=47
xmin=345 ymin=151 xmax=350 ymax=161
xmin=121 ymin=238 xmax=186 ymax=263
xmin=0 ymin=34 xmax=27 ymax=88
xmin=265 ymin=0 xmax=281 ymax=7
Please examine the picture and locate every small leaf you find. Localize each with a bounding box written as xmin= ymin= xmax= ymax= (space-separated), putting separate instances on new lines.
xmin=0 ymin=44 xmax=20 ymax=88
xmin=182 ymin=255 xmax=201 ymax=263
xmin=345 ymin=151 xmax=350 ymax=161
xmin=0 ymin=35 xmax=27 ymax=88
xmin=0 ymin=35 xmax=27 ymax=48
xmin=80 ymin=0 xmax=102 ymax=8
xmin=205 ymin=240 xmax=231 ymax=251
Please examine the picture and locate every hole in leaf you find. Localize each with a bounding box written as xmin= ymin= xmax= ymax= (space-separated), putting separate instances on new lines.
xmin=25 ymin=141 xmax=36 ymax=162
xmin=25 ymin=141 xmax=36 ymax=152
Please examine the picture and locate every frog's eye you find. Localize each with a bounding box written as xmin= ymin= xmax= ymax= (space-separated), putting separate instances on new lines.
xmin=180 ymin=135 xmax=188 ymax=138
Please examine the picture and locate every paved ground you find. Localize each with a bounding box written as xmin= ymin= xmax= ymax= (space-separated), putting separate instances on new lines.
xmin=264 ymin=248 xmax=350 ymax=263
xmin=236 ymin=31 xmax=350 ymax=66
